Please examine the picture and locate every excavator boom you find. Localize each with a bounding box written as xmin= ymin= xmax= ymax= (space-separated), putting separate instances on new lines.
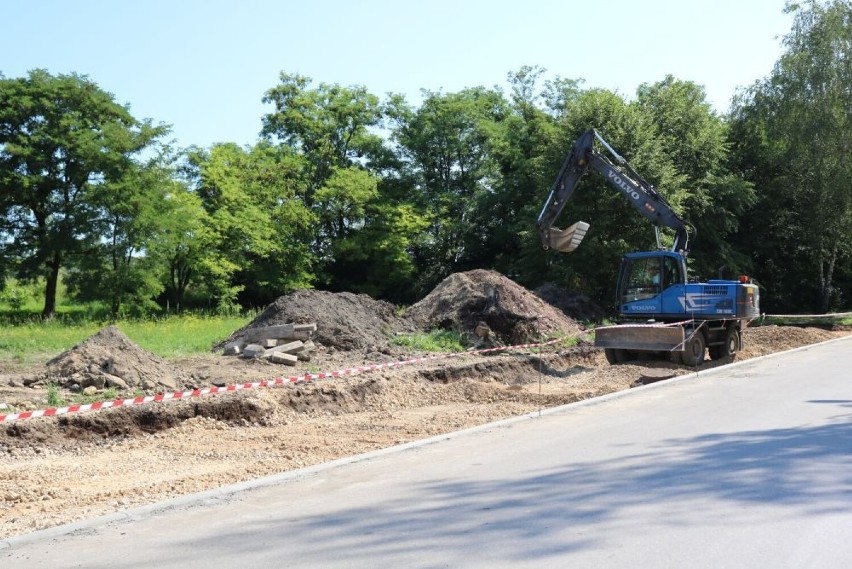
xmin=536 ymin=129 xmax=690 ymax=254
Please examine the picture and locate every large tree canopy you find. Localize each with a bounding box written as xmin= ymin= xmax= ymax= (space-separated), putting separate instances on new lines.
xmin=184 ymin=142 xmax=316 ymax=309
xmin=635 ymin=75 xmax=756 ymax=279
xmin=0 ymin=70 xmax=168 ymax=317
xmin=731 ymin=0 xmax=852 ymax=311
xmin=261 ymin=73 xmax=387 ymax=200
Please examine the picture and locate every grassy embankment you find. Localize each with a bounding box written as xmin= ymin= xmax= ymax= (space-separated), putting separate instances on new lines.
xmin=0 ymin=313 xmax=254 ymax=371
xmin=755 ymin=313 xmax=852 ymax=327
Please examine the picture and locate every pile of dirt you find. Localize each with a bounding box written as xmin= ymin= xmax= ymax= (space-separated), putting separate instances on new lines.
xmin=45 ymin=326 xmax=190 ymax=392
xmin=216 ymin=272 xmax=594 ymax=354
xmin=405 ymin=269 xmax=584 ymax=345
xmin=534 ymin=283 xmax=608 ymax=323
xmin=740 ymin=325 xmax=838 ymax=358
xmin=217 ymin=289 xmax=413 ymax=352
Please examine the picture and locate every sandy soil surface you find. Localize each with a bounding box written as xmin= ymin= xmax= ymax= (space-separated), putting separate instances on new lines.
xmin=1 ymin=270 xmax=849 ymax=540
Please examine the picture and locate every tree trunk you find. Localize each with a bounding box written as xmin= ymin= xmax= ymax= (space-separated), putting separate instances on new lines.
xmin=41 ymin=252 xmax=61 ymax=319
xmin=170 ymin=258 xmax=192 ymax=313
xmin=818 ymin=240 xmax=838 ymax=313
xmin=110 ymin=297 xmax=121 ymax=321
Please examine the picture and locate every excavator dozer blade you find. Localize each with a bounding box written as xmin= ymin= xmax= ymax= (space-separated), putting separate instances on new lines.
xmin=545 ymin=221 xmax=590 ymax=253
xmin=594 ymin=325 xmax=685 ymax=352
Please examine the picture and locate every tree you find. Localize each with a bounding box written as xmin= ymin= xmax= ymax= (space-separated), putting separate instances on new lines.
xmin=0 ymin=70 xmax=167 ymax=317
xmin=386 ymin=87 xmax=509 ymax=293
xmin=147 ymin=179 xmax=213 ymax=312
xmin=260 ymin=73 xmax=428 ymax=300
xmin=525 ymin=88 xmax=684 ymax=305
xmin=64 ymin=154 xmax=177 ymax=317
xmin=185 ymin=142 xmax=316 ymax=309
xmin=261 ymin=73 xmax=386 ymax=202
xmin=323 ymin=198 xmax=430 ymax=303
xmin=474 ymin=67 xmax=564 ymax=283
xmin=731 ymin=0 xmax=852 ymax=311
xmin=635 ymin=75 xmax=756 ymax=280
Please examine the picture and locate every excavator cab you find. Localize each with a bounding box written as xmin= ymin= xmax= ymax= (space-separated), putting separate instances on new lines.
xmin=615 ymin=252 xmax=686 ymax=317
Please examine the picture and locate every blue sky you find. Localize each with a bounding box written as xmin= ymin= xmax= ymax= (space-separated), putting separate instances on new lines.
xmin=2 ymin=0 xmax=793 ymax=149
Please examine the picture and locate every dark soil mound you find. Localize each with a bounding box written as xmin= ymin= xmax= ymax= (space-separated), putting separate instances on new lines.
xmin=534 ymin=282 xmax=608 ymax=323
xmin=405 ymin=269 xmax=584 ymax=345
xmin=46 ymin=326 xmax=190 ymax=392
xmin=218 ymin=289 xmax=412 ymax=352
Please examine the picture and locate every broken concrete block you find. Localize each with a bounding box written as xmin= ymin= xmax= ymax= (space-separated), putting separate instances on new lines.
xmin=103 ymin=373 xmax=129 ymax=390
xmin=223 ymin=342 xmax=242 ymax=356
xmin=269 ymin=352 xmax=298 ymax=365
xmin=241 ymin=344 xmax=267 ymax=358
xmin=263 ymin=341 xmax=304 ymax=358
xmin=293 ymin=323 xmax=317 ymax=332
xmin=262 ymin=338 xmax=279 ymax=348
xmin=245 ymin=324 xmax=295 ymax=342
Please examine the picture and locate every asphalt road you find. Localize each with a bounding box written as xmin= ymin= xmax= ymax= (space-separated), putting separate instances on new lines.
xmin=4 ymin=336 xmax=852 ymax=568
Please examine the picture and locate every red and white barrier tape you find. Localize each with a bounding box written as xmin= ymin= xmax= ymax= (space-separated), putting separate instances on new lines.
xmin=0 ymin=337 xmax=572 ymax=424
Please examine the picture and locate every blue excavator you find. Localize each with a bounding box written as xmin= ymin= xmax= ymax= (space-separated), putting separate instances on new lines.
xmin=537 ymin=129 xmax=760 ymax=366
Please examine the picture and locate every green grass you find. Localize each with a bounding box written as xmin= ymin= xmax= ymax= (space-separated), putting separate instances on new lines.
xmin=116 ymin=315 xmax=253 ymax=357
xmin=755 ymin=314 xmax=852 ymax=327
xmin=0 ymin=276 xmax=95 ymax=317
xmin=0 ymin=320 xmax=103 ymax=367
xmin=43 ymin=382 xmax=131 ymax=408
xmin=391 ymin=330 xmax=467 ymax=352
xmin=553 ymin=334 xmax=584 ymax=348
xmin=46 ymin=381 xmax=66 ymax=406
xmin=0 ymin=314 xmax=254 ymax=371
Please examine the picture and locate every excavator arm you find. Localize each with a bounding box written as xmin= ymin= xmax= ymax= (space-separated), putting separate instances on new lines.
xmin=536 ymin=129 xmax=690 ymax=255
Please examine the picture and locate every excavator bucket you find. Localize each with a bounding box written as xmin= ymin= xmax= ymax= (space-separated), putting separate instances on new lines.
xmin=595 ymin=325 xmax=685 ymax=352
xmin=544 ymin=221 xmax=590 ymax=253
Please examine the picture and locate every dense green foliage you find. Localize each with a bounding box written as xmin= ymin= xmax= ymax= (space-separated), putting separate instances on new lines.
xmin=0 ymin=70 xmax=170 ymax=318
xmin=730 ymin=0 xmax=852 ymax=311
xmin=2 ymin=1 xmax=850 ymax=316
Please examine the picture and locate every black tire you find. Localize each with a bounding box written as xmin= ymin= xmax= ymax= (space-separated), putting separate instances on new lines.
xmin=725 ymin=327 xmax=741 ymax=358
xmin=709 ymin=326 xmax=741 ymax=361
xmin=604 ymin=348 xmax=630 ymax=365
xmin=680 ymin=330 xmax=706 ymax=367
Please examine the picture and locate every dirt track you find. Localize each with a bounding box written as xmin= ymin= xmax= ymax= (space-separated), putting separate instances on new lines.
xmin=1 ymin=271 xmax=849 ymax=540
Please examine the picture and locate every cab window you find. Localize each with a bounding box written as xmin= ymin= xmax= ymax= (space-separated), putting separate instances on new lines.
xmin=621 ymin=258 xmax=662 ymax=301
xmin=662 ymin=256 xmax=682 ymax=288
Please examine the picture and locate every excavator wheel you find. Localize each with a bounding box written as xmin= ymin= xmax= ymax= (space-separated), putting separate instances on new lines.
xmin=709 ymin=327 xmax=740 ymax=361
xmin=604 ymin=348 xmax=630 ymax=365
xmin=680 ymin=330 xmax=706 ymax=367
